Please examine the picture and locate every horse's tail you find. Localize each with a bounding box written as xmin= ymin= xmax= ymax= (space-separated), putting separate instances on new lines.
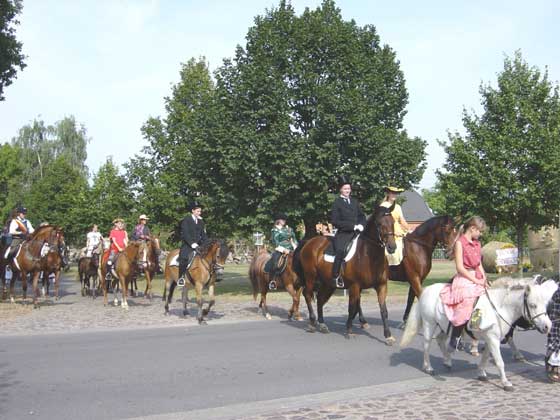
xmin=292 ymin=240 xmax=306 ymax=288
xmin=400 ymin=301 xmax=421 ymax=347
xmin=248 ymin=260 xmax=259 ymax=301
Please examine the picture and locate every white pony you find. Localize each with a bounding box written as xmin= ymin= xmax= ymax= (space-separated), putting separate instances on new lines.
xmin=400 ymin=278 xmax=557 ymax=391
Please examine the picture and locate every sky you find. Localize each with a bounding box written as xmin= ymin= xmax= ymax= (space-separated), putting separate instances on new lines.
xmin=1 ymin=0 xmax=559 ymax=190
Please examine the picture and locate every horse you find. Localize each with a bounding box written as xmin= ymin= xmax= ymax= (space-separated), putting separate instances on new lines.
xmin=400 ymin=278 xmax=557 ymax=391
xmin=390 ymin=215 xmax=458 ymax=326
xmin=40 ymin=249 xmax=64 ymax=299
xmin=129 ymin=236 xmax=160 ymax=299
xmin=1 ymin=225 xmax=66 ymax=307
xmin=78 ymin=243 xmax=102 ymax=298
xmin=99 ymin=240 xmax=150 ymax=309
xmin=249 ymin=250 xmax=303 ymax=320
xmin=294 ymin=204 xmax=397 ymax=342
xmin=163 ymin=239 xmax=229 ymax=324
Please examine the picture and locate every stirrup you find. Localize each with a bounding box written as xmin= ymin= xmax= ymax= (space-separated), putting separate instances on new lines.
xmin=334 ymin=276 xmax=344 ymax=288
xmin=105 ymin=272 xmax=112 ymax=281
xmin=177 ymin=277 xmax=185 ymax=287
xmin=268 ymin=280 xmax=277 ymax=291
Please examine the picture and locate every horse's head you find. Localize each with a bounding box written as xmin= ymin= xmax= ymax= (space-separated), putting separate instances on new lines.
xmin=438 ymin=216 xmax=458 ymax=258
xmin=366 ymin=204 xmax=396 ymax=254
xmin=198 ymin=239 xmax=230 ymax=281
xmin=523 ymin=281 xmax=557 ymax=334
xmin=134 ymin=240 xmax=150 ymax=271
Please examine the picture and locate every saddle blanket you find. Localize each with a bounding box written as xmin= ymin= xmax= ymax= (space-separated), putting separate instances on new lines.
xmin=323 ymin=235 xmax=359 ymax=263
xmin=169 ymin=254 xmax=179 ymax=266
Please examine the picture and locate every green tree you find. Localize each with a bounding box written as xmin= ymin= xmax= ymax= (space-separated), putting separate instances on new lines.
xmin=438 ymin=50 xmax=560 ymax=257
xmin=24 ymin=156 xmax=89 ymax=245
xmin=0 ymin=0 xmax=26 ymax=100
xmin=421 ymin=183 xmax=447 ymax=216
xmin=12 ymin=116 xmax=90 ymax=189
xmin=0 ymin=142 xmax=23 ymax=219
xmin=89 ymin=157 xmax=134 ymax=235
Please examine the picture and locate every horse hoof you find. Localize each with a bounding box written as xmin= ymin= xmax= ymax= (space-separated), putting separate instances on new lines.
xmin=345 ymin=332 xmax=355 ymax=340
xmin=306 ymin=325 xmax=316 ymax=333
xmin=471 ymin=351 xmax=480 ymax=357
xmin=198 ymin=320 xmax=207 ymax=325
xmin=202 ymin=309 xmax=209 ymax=317
xmin=81 ymin=289 xmax=85 ymax=297
xmin=424 ymin=368 xmax=435 ymax=376
xmin=478 ymin=375 xmax=488 ymax=382
xmin=444 ymin=362 xmax=452 ymax=370
xmin=55 ymin=296 xmax=59 ymax=301
xmin=318 ymin=324 xmax=330 ymax=334
xmin=503 ymin=385 xmax=514 ymax=392
xmin=513 ymin=354 xmax=526 ymax=362
xmin=360 ymin=323 xmax=370 ymax=330
xmin=385 ymin=336 xmax=396 ymax=346
xmin=265 ymin=313 xmax=272 ymax=320
xmin=397 ymin=321 xmax=406 ymax=330
xmin=183 ymin=310 xmax=189 ymax=317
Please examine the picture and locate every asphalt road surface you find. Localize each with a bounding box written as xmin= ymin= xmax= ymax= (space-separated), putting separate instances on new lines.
xmin=1 ymin=312 xmax=548 ymax=419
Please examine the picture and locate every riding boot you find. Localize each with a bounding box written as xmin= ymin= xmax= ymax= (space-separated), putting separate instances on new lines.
xmin=448 ymin=324 xmax=465 ymax=352
xmin=268 ymin=268 xmax=277 ymax=291
xmin=332 ymin=253 xmax=344 ymax=288
xmin=105 ymin=261 xmax=112 ymax=281
xmin=177 ymin=259 xmax=187 ymax=287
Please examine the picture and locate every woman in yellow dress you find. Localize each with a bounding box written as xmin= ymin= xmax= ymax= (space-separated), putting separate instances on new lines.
xmin=380 ymin=186 xmax=410 ymax=266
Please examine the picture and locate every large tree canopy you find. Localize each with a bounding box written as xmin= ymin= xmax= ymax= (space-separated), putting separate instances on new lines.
xmin=128 ymin=0 xmax=426 ymax=239
xmin=0 ymin=0 xmax=26 ymax=101
xmin=438 ymin=50 xmax=560 ymax=255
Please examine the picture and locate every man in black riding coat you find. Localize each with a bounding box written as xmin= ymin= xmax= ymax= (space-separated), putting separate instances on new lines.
xmin=178 ymin=201 xmax=207 ymax=287
xmin=331 ymin=175 xmax=366 ymax=288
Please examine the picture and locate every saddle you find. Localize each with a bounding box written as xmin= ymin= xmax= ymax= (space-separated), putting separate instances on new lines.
xmin=168 ymin=251 xmax=196 ymax=270
xmin=264 ymin=253 xmax=288 ymax=276
xmin=323 ymin=235 xmax=359 ymax=263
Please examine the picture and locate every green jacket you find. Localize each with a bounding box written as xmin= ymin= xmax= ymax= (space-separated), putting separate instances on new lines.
xmin=271 ymin=225 xmax=297 ymax=251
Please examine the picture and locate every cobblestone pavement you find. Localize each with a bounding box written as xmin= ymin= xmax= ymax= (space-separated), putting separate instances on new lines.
xmin=238 ymin=365 xmax=559 ymax=420
xmin=0 ymin=271 xmax=389 ymax=335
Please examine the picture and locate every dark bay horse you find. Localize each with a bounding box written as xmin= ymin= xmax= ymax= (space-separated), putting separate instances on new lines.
xmin=249 ymin=250 xmax=303 ymax=320
xmin=1 ymin=225 xmax=66 ymax=307
xmin=99 ymin=240 xmax=150 ymax=309
xmin=294 ymin=204 xmax=397 ymax=342
xmin=40 ymin=249 xmax=64 ymax=299
xmin=390 ymin=215 xmax=457 ymax=326
xmin=78 ymin=243 xmax=102 ymax=298
xmin=163 ymin=239 xmax=229 ymax=324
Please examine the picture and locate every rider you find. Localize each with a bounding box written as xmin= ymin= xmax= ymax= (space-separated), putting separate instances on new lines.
xmin=177 ymin=201 xmax=207 ymax=287
xmin=380 ymin=186 xmax=411 ymax=265
xmin=440 ymin=216 xmax=488 ymax=352
xmin=85 ymin=224 xmax=103 ymax=258
xmin=131 ymin=214 xmax=151 ymax=241
xmin=331 ymin=175 xmax=366 ymax=288
xmin=105 ymin=218 xmax=128 ymax=280
xmin=266 ymin=212 xmax=298 ymax=290
xmin=6 ymin=207 xmax=35 ymax=255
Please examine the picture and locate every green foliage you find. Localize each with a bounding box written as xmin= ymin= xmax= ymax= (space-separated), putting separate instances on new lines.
xmin=24 ymin=156 xmax=89 ymax=244
xmin=437 ymin=50 xmax=560 ymax=254
xmin=128 ymin=0 xmax=426 ymax=240
xmin=0 ymin=0 xmax=26 ymax=100
xmin=0 ymin=143 xmax=23 ymax=219
xmin=421 ymin=183 xmax=446 ymax=216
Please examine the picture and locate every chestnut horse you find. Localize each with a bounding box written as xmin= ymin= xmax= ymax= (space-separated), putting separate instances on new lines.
xmin=1 ymin=225 xmax=66 ymax=307
xmin=40 ymin=248 xmax=64 ymax=299
xmin=129 ymin=236 xmax=161 ymax=299
xmin=390 ymin=215 xmax=457 ymax=326
xmin=99 ymin=240 xmax=150 ymax=309
xmin=294 ymin=204 xmax=397 ymax=342
xmin=163 ymin=239 xmax=229 ymax=324
xmin=249 ymin=250 xmax=303 ymax=320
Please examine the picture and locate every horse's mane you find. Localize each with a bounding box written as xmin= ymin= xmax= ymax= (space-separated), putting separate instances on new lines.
xmin=198 ymin=238 xmax=229 ymax=260
xmin=30 ymin=224 xmax=63 ymax=240
xmin=490 ymin=276 xmax=535 ymax=290
xmin=409 ymin=215 xmax=452 ymax=237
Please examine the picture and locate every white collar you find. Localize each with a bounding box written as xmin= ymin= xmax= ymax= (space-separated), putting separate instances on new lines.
xmin=340 ymin=195 xmax=350 ymax=201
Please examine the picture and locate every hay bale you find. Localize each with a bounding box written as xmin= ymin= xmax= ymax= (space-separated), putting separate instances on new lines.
xmin=528 ymin=226 xmax=559 ymax=273
xmin=482 ymin=241 xmax=517 ymax=274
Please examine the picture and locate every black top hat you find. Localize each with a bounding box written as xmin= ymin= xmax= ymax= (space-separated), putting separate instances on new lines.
xmin=188 ymin=201 xmax=203 ymax=211
xmin=337 ymin=175 xmax=352 ymax=188
xmin=274 ymin=212 xmax=288 ymax=221
xmin=17 ymin=206 xmax=27 ymax=214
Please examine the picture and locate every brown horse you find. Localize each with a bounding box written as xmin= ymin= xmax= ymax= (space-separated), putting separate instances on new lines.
xmin=249 ymin=250 xmax=303 ymax=320
xmin=163 ymin=239 xmax=229 ymax=324
xmin=99 ymin=240 xmax=150 ymax=309
xmin=1 ymin=225 xmax=66 ymax=307
xmin=40 ymin=249 xmax=64 ymax=299
xmin=78 ymin=243 xmax=102 ymax=298
xmin=129 ymin=236 xmax=161 ymax=299
xmin=294 ymin=204 xmax=397 ymax=342
xmin=390 ymin=215 xmax=458 ymax=326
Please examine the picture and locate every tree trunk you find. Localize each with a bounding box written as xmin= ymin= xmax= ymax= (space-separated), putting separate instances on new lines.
xmin=516 ymin=224 xmax=524 ymax=270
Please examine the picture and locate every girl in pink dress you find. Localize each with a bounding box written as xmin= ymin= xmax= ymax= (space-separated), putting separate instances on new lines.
xmin=440 ymin=216 xmax=488 ymax=351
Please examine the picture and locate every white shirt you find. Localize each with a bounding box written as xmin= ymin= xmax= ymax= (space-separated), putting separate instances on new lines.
xmin=86 ymin=231 xmax=102 ymax=248
xmin=9 ymin=217 xmax=34 ymax=235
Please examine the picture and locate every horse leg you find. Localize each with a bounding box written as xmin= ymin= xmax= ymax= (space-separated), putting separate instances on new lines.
xmin=316 ymin=284 xmax=335 ymax=334
xmin=357 ymin=297 xmax=369 ymax=329
xmin=477 ymin=338 xmax=492 ymax=381
xmin=31 ymin=272 xmax=40 ymax=308
xmin=422 ymin=322 xmax=436 ymax=374
xmin=181 ymin=284 xmax=189 ymax=317
xmin=436 ymin=330 xmax=452 ymax=369
xmin=506 ymin=334 xmax=525 ymax=361
xmin=399 ymin=287 xmax=417 ymax=329
xmin=286 ymin=283 xmax=298 ymax=321
xmin=112 ymin=278 xmax=119 ymax=306
xmin=345 ymin=284 xmax=361 ymax=338
xmin=202 ymin=284 xmax=215 ymax=317
xmin=376 ymin=283 xmax=395 ymax=345
xmin=260 ymin=288 xmax=271 ymax=320
xmin=165 ymin=280 xmax=176 ymax=314
xmin=121 ymin=276 xmax=129 ymax=310
xmin=195 ymin=283 xmax=206 ymax=325
xmin=144 ymin=272 xmax=152 ymax=300
xmin=486 ymin=336 xmax=512 ymax=391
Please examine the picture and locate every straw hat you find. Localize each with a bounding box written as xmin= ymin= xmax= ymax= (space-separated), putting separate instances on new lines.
xmin=138 ymin=214 xmax=149 ymax=221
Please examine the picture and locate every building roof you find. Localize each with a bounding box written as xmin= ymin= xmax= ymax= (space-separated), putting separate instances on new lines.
xmin=401 ymin=190 xmax=433 ymax=222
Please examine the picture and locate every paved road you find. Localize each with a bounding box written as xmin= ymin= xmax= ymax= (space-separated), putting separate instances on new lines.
xmin=0 ymin=311 xmax=552 ymax=420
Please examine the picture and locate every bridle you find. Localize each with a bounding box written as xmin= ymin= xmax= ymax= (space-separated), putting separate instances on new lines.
xmin=522 ymin=289 xmax=548 ymax=333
